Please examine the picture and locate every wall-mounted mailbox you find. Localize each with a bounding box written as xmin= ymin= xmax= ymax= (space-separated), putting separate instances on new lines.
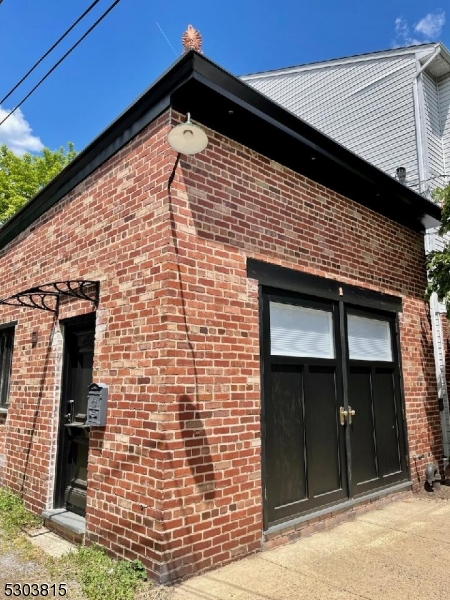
xmin=86 ymin=383 xmax=108 ymax=427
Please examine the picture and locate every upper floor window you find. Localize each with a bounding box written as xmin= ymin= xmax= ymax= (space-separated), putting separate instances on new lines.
xmin=0 ymin=326 xmax=15 ymax=410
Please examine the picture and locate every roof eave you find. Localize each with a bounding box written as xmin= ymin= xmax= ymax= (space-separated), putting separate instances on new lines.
xmin=0 ymin=51 xmax=441 ymax=252
xmin=242 ymin=44 xmax=439 ymax=80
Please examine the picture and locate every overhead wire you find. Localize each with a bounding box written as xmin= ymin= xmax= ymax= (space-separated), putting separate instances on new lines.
xmin=0 ymin=0 xmax=103 ymax=106
xmin=0 ymin=0 xmax=122 ymax=129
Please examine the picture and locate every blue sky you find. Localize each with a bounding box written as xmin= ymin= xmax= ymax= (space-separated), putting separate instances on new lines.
xmin=0 ymin=1 xmax=449 ymax=155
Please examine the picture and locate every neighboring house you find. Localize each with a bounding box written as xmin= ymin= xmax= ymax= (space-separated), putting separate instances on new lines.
xmin=244 ymin=42 xmax=450 ymax=463
xmin=0 ymin=50 xmax=442 ymax=583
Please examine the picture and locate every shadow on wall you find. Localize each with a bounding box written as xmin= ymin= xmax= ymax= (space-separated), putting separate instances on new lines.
xmin=178 ymin=394 xmax=216 ymax=500
xmin=168 ymin=158 xmax=216 ymax=500
xmin=19 ymin=316 xmax=58 ymax=496
xmin=161 ymin=158 xmax=217 ymax=581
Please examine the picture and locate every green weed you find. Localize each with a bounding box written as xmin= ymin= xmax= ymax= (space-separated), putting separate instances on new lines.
xmin=0 ymin=486 xmax=42 ymax=536
xmin=59 ymin=545 xmax=147 ymax=600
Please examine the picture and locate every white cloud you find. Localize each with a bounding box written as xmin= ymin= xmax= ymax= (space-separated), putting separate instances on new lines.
xmin=393 ymin=17 xmax=425 ymax=47
xmin=0 ymin=106 xmax=43 ymax=156
xmin=415 ymin=10 xmax=446 ymax=38
xmin=393 ymin=11 xmax=446 ymax=48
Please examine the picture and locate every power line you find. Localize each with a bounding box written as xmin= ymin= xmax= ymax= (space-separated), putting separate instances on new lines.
xmin=1 ymin=0 xmax=102 ymax=106
xmin=155 ymin=21 xmax=178 ymax=57
xmin=0 ymin=0 xmax=122 ymax=129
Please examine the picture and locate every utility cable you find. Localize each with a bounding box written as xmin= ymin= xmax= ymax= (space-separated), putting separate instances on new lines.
xmin=0 ymin=0 xmax=122 ymax=128
xmin=0 ymin=0 xmax=102 ymax=106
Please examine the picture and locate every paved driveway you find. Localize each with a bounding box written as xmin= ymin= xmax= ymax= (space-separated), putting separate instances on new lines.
xmin=172 ymin=493 xmax=450 ymax=600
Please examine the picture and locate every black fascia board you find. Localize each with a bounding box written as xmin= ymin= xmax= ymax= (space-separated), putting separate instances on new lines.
xmin=179 ymin=53 xmax=440 ymax=232
xmin=0 ymin=51 xmax=441 ymax=251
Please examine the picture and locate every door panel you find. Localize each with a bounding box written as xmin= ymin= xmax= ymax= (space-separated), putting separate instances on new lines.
xmin=305 ymin=366 xmax=342 ymax=497
xmin=266 ymin=367 xmax=306 ymax=523
xmin=265 ymin=296 xmax=347 ymax=527
xmin=348 ymin=368 xmax=378 ymax=489
xmin=373 ymin=369 xmax=402 ymax=477
xmin=347 ymin=310 xmax=407 ymax=496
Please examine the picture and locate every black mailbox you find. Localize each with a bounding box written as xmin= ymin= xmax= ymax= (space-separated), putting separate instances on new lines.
xmin=86 ymin=383 xmax=108 ymax=426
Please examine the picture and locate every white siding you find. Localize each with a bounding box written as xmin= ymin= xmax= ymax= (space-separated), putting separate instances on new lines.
xmin=439 ymin=74 xmax=450 ymax=185
xmin=423 ymin=72 xmax=446 ymax=190
xmin=245 ymin=55 xmax=420 ymax=190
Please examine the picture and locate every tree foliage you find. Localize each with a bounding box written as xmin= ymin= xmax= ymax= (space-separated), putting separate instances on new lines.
xmin=426 ymin=184 xmax=450 ymax=315
xmin=0 ymin=143 xmax=77 ymax=223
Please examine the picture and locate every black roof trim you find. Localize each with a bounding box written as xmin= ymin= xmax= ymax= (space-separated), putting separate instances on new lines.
xmin=0 ymin=51 xmax=440 ymax=251
xmin=174 ymin=53 xmax=440 ymax=232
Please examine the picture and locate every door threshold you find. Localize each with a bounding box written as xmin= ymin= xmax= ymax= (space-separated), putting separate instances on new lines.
xmin=265 ymin=480 xmax=412 ymax=538
xmin=42 ymin=509 xmax=85 ymax=544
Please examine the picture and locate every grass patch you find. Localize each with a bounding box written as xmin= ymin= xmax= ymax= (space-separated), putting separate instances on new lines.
xmin=57 ymin=545 xmax=147 ymax=600
xmin=0 ymin=486 xmax=42 ymax=537
xmin=0 ymin=487 xmax=151 ymax=599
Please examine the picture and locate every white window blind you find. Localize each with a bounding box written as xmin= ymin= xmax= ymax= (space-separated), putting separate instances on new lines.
xmin=347 ymin=315 xmax=392 ymax=362
xmin=270 ymin=302 xmax=335 ymax=358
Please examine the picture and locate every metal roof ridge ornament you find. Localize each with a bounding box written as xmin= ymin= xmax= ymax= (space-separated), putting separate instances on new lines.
xmin=182 ymin=24 xmax=203 ymax=53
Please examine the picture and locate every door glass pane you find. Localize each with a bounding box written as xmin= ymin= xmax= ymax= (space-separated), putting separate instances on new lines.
xmin=270 ymin=302 xmax=335 ymax=358
xmin=348 ymin=315 xmax=392 ymax=362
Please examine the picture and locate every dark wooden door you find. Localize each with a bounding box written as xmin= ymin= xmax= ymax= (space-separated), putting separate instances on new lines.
xmin=263 ymin=294 xmax=348 ymax=527
xmin=263 ymin=291 xmax=408 ymax=529
xmin=55 ymin=315 xmax=95 ymax=516
xmin=346 ymin=310 xmax=408 ymax=496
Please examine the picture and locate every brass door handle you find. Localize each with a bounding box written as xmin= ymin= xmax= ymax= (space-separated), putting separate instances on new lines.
xmin=348 ymin=406 xmax=356 ymax=425
xmin=340 ymin=407 xmax=348 ymax=426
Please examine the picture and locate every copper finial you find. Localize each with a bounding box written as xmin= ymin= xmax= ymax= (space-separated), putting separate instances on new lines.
xmin=182 ymin=24 xmax=203 ymax=53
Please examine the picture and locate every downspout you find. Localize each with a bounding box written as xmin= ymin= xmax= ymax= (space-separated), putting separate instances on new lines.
xmin=424 ymin=219 xmax=450 ymax=465
xmin=413 ymin=45 xmax=441 ymax=195
xmin=424 ymin=223 xmax=450 ymax=465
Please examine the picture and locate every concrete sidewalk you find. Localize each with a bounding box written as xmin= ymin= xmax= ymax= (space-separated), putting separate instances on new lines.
xmin=172 ymin=494 xmax=450 ymax=600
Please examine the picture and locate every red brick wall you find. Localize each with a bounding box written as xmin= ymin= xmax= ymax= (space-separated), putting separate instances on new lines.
xmin=160 ymin=112 xmax=441 ymax=578
xmin=0 ymin=114 xmax=174 ymax=578
xmin=0 ymin=108 xmax=442 ymax=582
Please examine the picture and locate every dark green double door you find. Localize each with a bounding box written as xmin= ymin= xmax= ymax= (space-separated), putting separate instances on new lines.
xmin=263 ymin=291 xmax=408 ymax=528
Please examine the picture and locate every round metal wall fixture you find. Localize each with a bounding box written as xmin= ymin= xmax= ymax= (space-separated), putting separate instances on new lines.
xmin=168 ymin=114 xmax=208 ymax=155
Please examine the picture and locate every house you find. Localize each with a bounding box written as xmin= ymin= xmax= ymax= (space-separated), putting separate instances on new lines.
xmin=0 ymin=48 xmax=442 ymax=583
xmin=243 ymin=43 xmax=450 ymax=196
xmin=243 ymin=42 xmax=450 ymax=465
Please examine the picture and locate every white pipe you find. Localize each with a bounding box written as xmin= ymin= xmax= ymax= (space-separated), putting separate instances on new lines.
xmin=413 ymin=46 xmax=441 ymax=195
xmin=430 ymin=293 xmax=450 ymax=462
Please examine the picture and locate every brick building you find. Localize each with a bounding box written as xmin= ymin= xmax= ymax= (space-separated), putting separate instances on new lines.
xmin=0 ymin=51 xmax=443 ymax=582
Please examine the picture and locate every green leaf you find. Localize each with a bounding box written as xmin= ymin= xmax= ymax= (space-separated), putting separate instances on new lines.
xmin=0 ymin=143 xmax=77 ymax=223
xmin=427 ymin=183 xmax=450 ymax=317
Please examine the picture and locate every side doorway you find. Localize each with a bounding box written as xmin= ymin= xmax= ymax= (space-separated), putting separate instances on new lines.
xmin=54 ymin=314 xmax=95 ymax=516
